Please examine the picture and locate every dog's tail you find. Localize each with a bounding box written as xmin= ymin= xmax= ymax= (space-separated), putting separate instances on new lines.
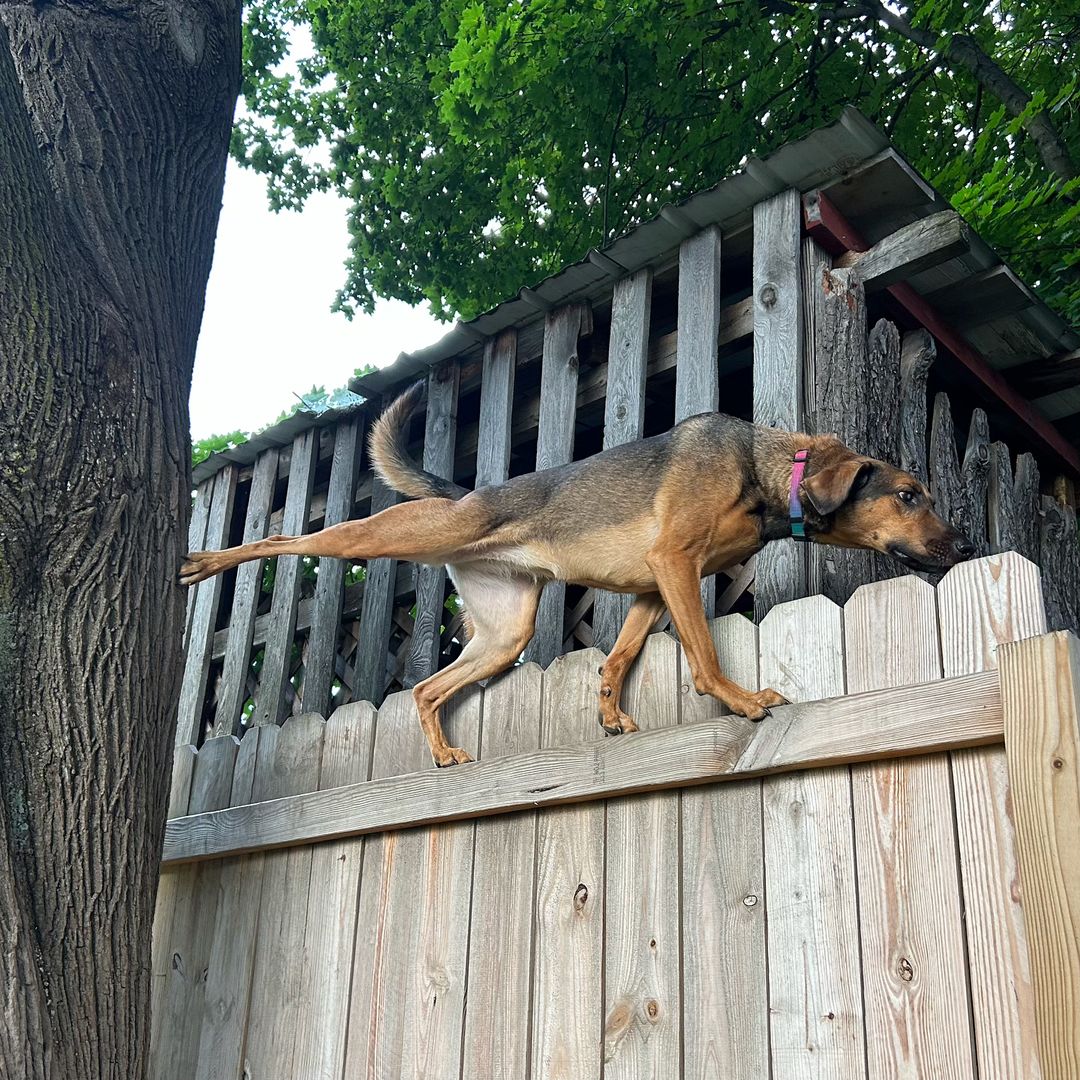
xmin=368 ymin=381 xmax=470 ymax=501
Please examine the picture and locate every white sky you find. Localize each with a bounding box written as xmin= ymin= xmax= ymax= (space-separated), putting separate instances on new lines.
xmin=190 ymin=160 xmax=446 ymax=440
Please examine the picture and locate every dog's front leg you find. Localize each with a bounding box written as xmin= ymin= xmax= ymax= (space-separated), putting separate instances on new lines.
xmin=645 ymin=549 xmax=787 ymax=721
xmin=597 ymin=593 xmax=667 ymax=735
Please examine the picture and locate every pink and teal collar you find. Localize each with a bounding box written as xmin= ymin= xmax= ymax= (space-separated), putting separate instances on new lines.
xmin=790 ymin=449 xmax=810 ymax=540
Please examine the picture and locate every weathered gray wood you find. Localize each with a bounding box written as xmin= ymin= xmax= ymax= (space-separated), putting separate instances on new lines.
xmin=1040 ymin=497 xmax=1071 ymax=631
xmin=176 ymin=466 xmax=238 ymax=745
xmin=898 ymin=329 xmax=935 ymax=483
xmin=214 ymin=448 xmax=280 ymax=735
xmin=162 ymin=668 xmax=1002 ymax=865
xmin=252 ymin=428 xmax=318 ymax=726
xmin=595 ymin=269 xmax=652 ymax=653
xmin=988 ymin=441 xmax=1019 ymax=556
xmin=462 ymin=663 xmax=544 ymax=1079
xmin=404 ymin=360 xmax=460 ymax=687
xmin=184 ymin=480 xmax=213 ymax=647
xmin=525 ymin=303 xmax=590 ymax=666
xmin=353 ymin=471 xmax=399 ymax=704
xmin=836 ymin=209 xmax=971 ymax=289
xmin=930 ymin=393 xmax=965 ymax=536
xmin=754 ymin=193 xmax=806 ymax=620
xmin=1012 ymin=452 xmax=1040 ymax=563
xmin=804 ymin=265 xmax=873 ymax=606
xmin=962 ymin=408 xmax=992 ymax=557
xmin=865 ymin=319 xmax=902 ymax=582
xmin=845 ymin=576 xmax=976 ymax=1078
xmin=475 ymin=329 xmax=517 ymax=488
xmin=304 ymin=416 xmax=363 ymax=716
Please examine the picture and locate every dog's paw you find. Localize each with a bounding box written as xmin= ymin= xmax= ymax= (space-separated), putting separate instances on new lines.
xmin=179 ymin=551 xmax=222 ymax=587
xmin=433 ymin=745 xmax=474 ymax=768
xmin=600 ymin=710 xmax=639 ymax=737
xmin=728 ymin=687 xmax=789 ymax=723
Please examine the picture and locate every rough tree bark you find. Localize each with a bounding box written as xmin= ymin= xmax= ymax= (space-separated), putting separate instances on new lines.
xmin=0 ymin=4 xmax=239 ymax=1078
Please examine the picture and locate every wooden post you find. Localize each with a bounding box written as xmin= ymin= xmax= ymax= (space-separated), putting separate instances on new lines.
xmin=353 ymin=472 xmax=398 ymax=705
xmin=404 ymin=360 xmax=459 ymax=687
xmin=1000 ymin=631 xmax=1080 ymax=1079
xmin=475 ymin=330 xmax=517 ymax=489
xmin=525 ymin=303 xmax=589 ymax=666
xmin=594 ymin=269 xmax=652 ymax=653
xmin=865 ymin=319 xmax=902 ymax=582
xmin=753 ymin=193 xmax=806 ymax=620
xmin=898 ymin=328 xmax=935 ymax=484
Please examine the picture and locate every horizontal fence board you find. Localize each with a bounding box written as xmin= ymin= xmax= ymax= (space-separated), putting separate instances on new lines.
xmin=163 ymin=669 xmax=1003 ymax=865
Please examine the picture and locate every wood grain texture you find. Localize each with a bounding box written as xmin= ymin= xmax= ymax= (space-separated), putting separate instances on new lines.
xmin=215 ymin=448 xmax=279 ymax=735
xmin=865 ymin=320 xmax=902 ymax=582
xmin=963 ymin=409 xmax=992 ymax=558
xmin=845 ymin=575 xmax=976 ymax=1079
xmin=475 ymin=330 xmax=517 ymax=489
xmin=938 ymin=552 xmax=1047 ymax=1080
xmin=195 ymin=724 xmax=277 ymax=1080
xmin=759 ymin=595 xmax=866 ymax=1080
xmin=1000 ymin=632 xmax=1080 ymax=1080
xmin=989 ymin=442 xmax=1020 ymax=556
xmin=253 ymin=429 xmax=318 ymax=726
xmin=462 ymin=663 xmax=544 ymax=1080
xmin=603 ymin=633 xmax=680 ymax=1077
xmin=354 ymin=472 xmax=399 ymax=704
xmin=405 ymin=360 xmax=460 ymax=687
xmin=836 ymin=209 xmax=970 ymax=289
xmin=754 ymin=193 xmax=806 ymax=619
xmin=290 ymin=701 xmax=377 ymax=1079
xmin=526 ymin=304 xmax=588 ymax=666
xmin=344 ymin=687 xmax=482 ymax=1079
xmin=184 ymin=480 xmax=213 ymax=647
xmin=898 ymin=329 xmax=935 ymax=483
xmin=243 ymin=713 xmax=326 ymax=1080
xmin=304 ymin=416 xmax=363 ymax=716
xmin=680 ymin=615 xmax=769 ymax=1080
xmin=594 ymin=268 xmax=652 ymax=653
xmin=930 ymin=392 xmax=967 ymax=539
xmin=176 ymin=466 xmax=237 ymax=744
xmin=162 ymin=665 xmax=1004 ymax=865
xmin=531 ymin=648 xmax=606 ymax=1080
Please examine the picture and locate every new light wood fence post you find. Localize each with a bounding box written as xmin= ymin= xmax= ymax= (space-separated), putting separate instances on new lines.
xmin=1000 ymin=631 xmax=1080 ymax=1080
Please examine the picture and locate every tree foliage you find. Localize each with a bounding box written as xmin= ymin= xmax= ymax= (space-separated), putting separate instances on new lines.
xmin=238 ymin=0 xmax=1080 ymax=324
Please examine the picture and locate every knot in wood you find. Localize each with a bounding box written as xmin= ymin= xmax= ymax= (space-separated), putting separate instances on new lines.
xmin=897 ymin=956 xmax=914 ymax=982
xmin=742 ymin=894 xmax=758 ymax=908
xmin=645 ymin=999 xmax=661 ymax=1022
xmin=616 ymin=403 xmax=628 ymax=420
xmin=758 ymin=283 xmax=778 ymax=309
xmin=1052 ymin=757 xmax=1065 ymax=770
xmin=573 ymin=882 xmax=589 ymax=911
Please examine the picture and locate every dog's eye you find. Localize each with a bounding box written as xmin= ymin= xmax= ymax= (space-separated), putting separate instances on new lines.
xmin=897 ymin=490 xmax=916 ymax=505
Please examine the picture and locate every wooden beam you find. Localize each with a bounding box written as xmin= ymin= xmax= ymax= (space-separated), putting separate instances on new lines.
xmin=1000 ymin=631 xmax=1080 ymax=1079
xmin=835 ymin=210 xmax=971 ymax=290
xmin=162 ymin=669 xmax=1002 ymax=864
xmin=804 ymin=190 xmax=1080 ymax=477
xmin=921 ymin=265 xmax=1035 ymax=330
xmin=1008 ymin=348 xmax=1080 ymax=399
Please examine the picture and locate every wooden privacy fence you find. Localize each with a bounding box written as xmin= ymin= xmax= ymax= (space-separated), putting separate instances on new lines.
xmin=153 ymin=552 xmax=1080 ymax=1080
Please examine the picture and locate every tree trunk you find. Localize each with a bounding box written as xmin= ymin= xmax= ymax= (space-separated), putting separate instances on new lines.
xmin=0 ymin=5 xmax=239 ymax=1078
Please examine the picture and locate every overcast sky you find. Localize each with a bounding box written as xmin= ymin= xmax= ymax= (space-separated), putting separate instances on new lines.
xmin=189 ymin=160 xmax=445 ymax=440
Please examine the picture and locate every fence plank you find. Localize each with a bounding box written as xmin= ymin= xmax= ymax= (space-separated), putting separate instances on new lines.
xmin=754 ymin=194 xmax=806 ymax=619
xmin=215 ymin=448 xmax=279 ymax=735
xmin=153 ymin=735 xmax=240 ymax=1080
xmin=989 ymin=442 xmax=1020 ymax=556
xmin=595 ymin=269 xmax=652 ymax=653
xmin=937 ymin=552 xmax=1047 ymax=1080
xmin=532 ymin=648 xmax=606 ymax=1080
xmin=603 ymin=632 xmax=680 ymax=1077
xmin=804 ymin=265 xmax=873 ymax=606
xmin=963 ymin=409 xmax=992 ymax=557
xmin=759 ymin=594 xmax=866 ymax=1080
xmin=475 ymin=329 xmax=517 ymax=489
xmin=195 ymin=723 xmax=277 ymax=1080
xmin=185 ymin=480 xmax=213 ymax=646
xmin=526 ymin=304 xmax=589 ymax=666
xmin=354 ymin=472 xmax=399 ymax=704
xmin=1012 ymin=453 xmax=1040 ymax=563
xmin=304 ymin=416 xmax=363 ymax=716
xmin=243 ymin=713 xmax=326 ymax=1079
xmin=681 ymin=615 xmax=769 ymax=1080
xmin=898 ymin=329 xmax=935 ymax=483
xmin=253 ymin=429 xmax=318 ymax=725
xmin=1000 ymin=632 xmax=1080 ymax=1080
xmin=176 ymin=466 xmax=238 ymax=744
xmin=462 ymin=663 xmax=544 ymax=1079
xmin=845 ymin=575 xmax=976 ymax=1078
xmin=345 ymin=687 xmax=481 ymax=1078
xmin=405 ymin=361 xmax=460 ymax=686
xmin=291 ymin=700 xmax=377 ymax=1078
xmin=865 ymin=320 xmax=902 ymax=582
xmin=930 ymin=392 xmax=967 ymax=538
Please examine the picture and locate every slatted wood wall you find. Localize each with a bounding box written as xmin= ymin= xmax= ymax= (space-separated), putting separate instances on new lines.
xmin=154 ymin=552 xmax=1071 ymax=1080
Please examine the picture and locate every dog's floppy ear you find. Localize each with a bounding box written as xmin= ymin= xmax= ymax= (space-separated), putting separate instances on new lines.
xmin=802 ymin=459 xmax=873 ymax=516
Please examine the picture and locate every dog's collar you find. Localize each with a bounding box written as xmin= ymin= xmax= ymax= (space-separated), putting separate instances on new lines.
xmin=790 ymin=449 xmax=810 ymax=540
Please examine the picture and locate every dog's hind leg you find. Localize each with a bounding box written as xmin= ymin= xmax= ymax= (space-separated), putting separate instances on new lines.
xmin=179 ymin=497 xmax=490 ymax=585
xmin=598 ymin=593 xmax=666 ymax=735
xmin=411 ymin=566 xmax=542 ymax=767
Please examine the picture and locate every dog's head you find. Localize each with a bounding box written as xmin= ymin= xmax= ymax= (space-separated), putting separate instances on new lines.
xmin=802 ymin=455 xmax=974 ymax=572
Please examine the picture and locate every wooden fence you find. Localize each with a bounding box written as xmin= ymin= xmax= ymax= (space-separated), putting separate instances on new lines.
xmin=153 ymin=552 xmax=1080 ymax=1079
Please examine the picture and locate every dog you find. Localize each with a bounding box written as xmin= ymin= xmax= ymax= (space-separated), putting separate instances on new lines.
xmin=181 ymin=382 xmax=974 ymax=767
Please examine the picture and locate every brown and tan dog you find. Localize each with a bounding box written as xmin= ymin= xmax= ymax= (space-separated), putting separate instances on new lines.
xmin=182 ymin=382 xmax=973 ymax=766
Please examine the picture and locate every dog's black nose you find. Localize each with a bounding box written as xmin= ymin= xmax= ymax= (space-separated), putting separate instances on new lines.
xmin=954 ymin=536 xmax=975 ymax=560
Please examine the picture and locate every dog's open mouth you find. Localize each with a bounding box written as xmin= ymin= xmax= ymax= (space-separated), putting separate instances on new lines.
xmin=887 ymin=546 xmax=951 ymax=574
